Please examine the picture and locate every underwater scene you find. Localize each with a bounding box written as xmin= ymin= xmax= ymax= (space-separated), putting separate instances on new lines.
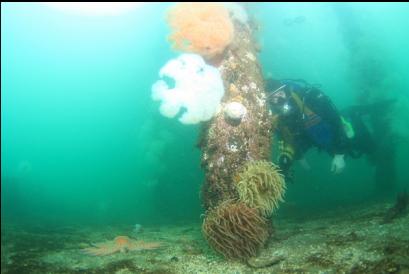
xmin=1 ymin=2 xmax=409 ymax=273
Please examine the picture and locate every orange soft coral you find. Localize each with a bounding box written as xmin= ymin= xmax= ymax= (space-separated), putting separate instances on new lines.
xmin=167 ymin=2 xmax=234 ymax=60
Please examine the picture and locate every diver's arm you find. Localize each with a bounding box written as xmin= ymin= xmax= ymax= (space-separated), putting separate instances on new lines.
xmin=326 ymin=107 xmax=351 ymax=174
xmin=329 ymin=128 xmax=348 ymax=174
xmin=312 ymin=89 xmax=349 ymax=157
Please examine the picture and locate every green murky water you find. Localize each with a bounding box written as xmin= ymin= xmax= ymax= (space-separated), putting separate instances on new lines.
xmin=1 ymin=3 xmax=408 ymax=272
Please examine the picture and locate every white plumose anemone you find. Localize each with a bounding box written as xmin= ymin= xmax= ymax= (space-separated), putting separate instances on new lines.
xmin=152 ymin=54 xmax=225 ymax=124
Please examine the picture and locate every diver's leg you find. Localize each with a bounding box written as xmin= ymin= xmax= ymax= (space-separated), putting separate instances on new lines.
xmin=346 ymin=99 xmax=397 ymax=190
xmin=347 ymin=99 xmax=397 ymax=117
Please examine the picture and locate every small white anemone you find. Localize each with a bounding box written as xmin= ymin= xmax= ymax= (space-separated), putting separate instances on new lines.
xmin=224 ymin=101 xmax=247 ymax=120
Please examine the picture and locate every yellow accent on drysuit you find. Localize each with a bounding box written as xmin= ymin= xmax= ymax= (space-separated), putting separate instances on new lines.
xmin=277 ymin=91 xmax=315 ymax=161
xmin=279 ymin=140 xmax=295 ymax=161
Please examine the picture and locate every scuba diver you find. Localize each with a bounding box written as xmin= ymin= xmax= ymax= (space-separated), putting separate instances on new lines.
xmin=265 ymin=78 xmax=396 ymax=184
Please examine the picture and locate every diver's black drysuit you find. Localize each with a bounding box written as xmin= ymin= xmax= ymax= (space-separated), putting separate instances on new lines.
xmin=265 ymin=79 xmax=394 ymax=182
xmin=266 ymin=79 xmax=348 ymax=179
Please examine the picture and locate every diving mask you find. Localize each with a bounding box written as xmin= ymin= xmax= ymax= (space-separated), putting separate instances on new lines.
xmin=268 ymin=86 xmax=293 ymax=116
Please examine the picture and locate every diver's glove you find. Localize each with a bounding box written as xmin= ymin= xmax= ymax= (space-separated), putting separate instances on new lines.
xmin=331 ymin=154 xmax=345 ymax=174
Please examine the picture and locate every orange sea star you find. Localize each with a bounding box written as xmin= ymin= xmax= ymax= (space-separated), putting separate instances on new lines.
xmin=82 ymin=236 xmax=161 ymax=256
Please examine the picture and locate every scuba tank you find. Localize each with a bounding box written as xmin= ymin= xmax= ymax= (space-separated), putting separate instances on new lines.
xmin=281 ymin=79 xmax=347 ymax=151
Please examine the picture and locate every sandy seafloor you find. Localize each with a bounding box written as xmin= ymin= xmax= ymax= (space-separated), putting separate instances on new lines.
xmin=1 ymin=201 xmax=408 ymax=274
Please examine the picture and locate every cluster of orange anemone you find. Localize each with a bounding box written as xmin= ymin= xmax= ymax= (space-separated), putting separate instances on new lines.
xmin=167 ymin=2 xmax=234 ymax=60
